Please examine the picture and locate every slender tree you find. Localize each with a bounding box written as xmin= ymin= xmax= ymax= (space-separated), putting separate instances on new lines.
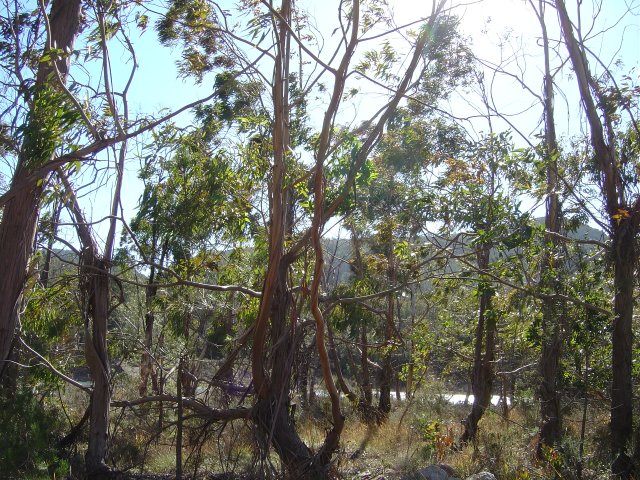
xmin=556 ymin=1 xmax=640 ymax=475
xmin=533 ymin=0 xmax=564 ymax=454
xmin=247 ymin=1 xmax=446 ymax=474
xmin=0 ymin=0 xmax=82 ymax=375
xmin=60 ymin=171 xmax=114 ymax=477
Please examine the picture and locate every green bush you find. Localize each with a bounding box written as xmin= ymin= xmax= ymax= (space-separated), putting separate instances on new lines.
xmin=0 ymin=386 xmax=66 ymax=478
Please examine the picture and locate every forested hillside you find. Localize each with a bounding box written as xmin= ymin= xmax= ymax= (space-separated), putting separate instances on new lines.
xmin=0 ymin=1 xmax=638 ymax=479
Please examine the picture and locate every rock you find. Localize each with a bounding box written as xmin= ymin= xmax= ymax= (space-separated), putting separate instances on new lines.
xmin=466 ymin=472 xmax=497 ymax=480
xmin=402 ymin=464 xmax=460 ymax=480
xmin=437 ymin=464 xmax=458 ymax=477
xmin=415 ymin=465 xmax=451 ymax=480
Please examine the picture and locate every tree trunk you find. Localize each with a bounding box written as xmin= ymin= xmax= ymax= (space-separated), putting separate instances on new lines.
xmin=157 ymin=334 xmax=166 ymax=438
xmin=247 ymin=0 xmax=438 ymax=472
xmin=308 ymin=351 xmax=317 ymax=409
xmin=254 ymin=264 xmax=318 ymax=476
xmin=140 ymin=281 xmax=158 ymax=396
xmin=298 ymin=341 xmax=312 ymax=411
xmin=538 ymin=300 xmax=562 ymax=453
xmin=0 ymin=0 xmax=82 ymax=370
xmin=611 ymin=223 xmax=635 ymax=476
xmin=0 ymin=181 xmax=41 ymax=379
xmin=82 ymin=255 xmax=112 ymax=478
xmin=556 ymin=1 xmax=638 ymax=474
xmin=140 ymin=243 xmax=167 ymax=396
xmin=327 ymin=314 xmax=357 ymax=402
xmin=460 ymin=244 xmax=495 ymax=444
xmin=378 ymin=303 xmax=394 ymax=419
xmin=500 ymin=375 xmax=509 ymax=419
xmin=406 ymin=286 xmax=416 ymax=399
xmin=348 ymin=221 xmax=375 ymax=421
xmin=537 ymin=0 xmax=564 ymax=453
xmin=176 ymin=358 xmax=183 ymax=480
xmin=378 ymin=244 xmax=396 ymax=420
xmin=249 ymin=1 xmax=317 ymax=464
xmin=60 ymin=171 xmax=113 ymax=477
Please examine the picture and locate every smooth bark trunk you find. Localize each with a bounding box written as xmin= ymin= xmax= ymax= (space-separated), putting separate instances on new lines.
xmin=348 ymin=222 xmax=375 ymax=421
xmin=140 ymin=282 xmax=158 ymax=396
xmin=250 ymin=2 xmax=318 ymax=470
xmin=359 ymin=321 xmax=374 ymax=421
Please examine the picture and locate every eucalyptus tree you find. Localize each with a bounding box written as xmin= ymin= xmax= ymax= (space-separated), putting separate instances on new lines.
xmin=129 ymin=113 xmax=255 ymax=396
xmin=250 ymin=2 xmax=442 ymax=472
xmin=424 ymin=128 xmax=534 ymax=443
xmin=322 ymin=13 xmax=475 ymax=421
xmin=0 ymin=0 xmax=222 ymax=382
xmin=528 ymin=0 xmax=565 ymax=454
xmin=0 ymin=1 xmax=248 ymax=475
xmin=359 ymin=115 xmax=472 ymax=420
xmin=0 ymin=0 xmax=83 ymax=377
xmin=156 ymin=0 xmax=456 ymax=475
xmin=555 ymin=1 xmax=640 ymax=475
xmin=453 ymin=0 xmax=631 ymax=452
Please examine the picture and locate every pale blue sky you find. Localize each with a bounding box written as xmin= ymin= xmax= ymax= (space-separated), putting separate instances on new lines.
xmin=3 ymin=0 xmax=638 ymax=244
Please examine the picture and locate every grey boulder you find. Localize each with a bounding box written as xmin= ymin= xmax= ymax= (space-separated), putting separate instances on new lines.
xmin=466 ymin=473 xmax=497 ymax=480
xmin=408 ymin=464 xmax=459 ymax=480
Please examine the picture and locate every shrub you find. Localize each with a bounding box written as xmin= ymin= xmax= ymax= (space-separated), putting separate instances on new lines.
xmin=0 ymin=386 xmax=66 ymax=478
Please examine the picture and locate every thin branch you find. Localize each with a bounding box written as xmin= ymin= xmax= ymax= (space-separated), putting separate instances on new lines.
xmin=19 ymin=337 xmax=92 ymax=394
xmin=111 ymin=395 xmax=253 ymax=421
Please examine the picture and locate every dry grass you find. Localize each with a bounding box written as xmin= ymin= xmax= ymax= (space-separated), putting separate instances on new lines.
xmin=88 ymin=379 xmax=613 ymax=480
xmin=294 ymin=391 xmax=612 ymax=480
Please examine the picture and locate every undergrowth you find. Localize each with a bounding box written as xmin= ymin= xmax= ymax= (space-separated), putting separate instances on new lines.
xmin=0 ymin=378 xmax=614 ymax=479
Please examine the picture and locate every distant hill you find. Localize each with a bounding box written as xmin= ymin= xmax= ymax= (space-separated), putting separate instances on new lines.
xmin=322 ymin=219 xmax=606 ymax=286
xmin=42 ymin=219 xmax=606 ymax=290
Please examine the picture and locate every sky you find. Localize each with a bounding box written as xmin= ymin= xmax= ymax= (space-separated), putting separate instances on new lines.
xmin=122 ymin=0 xmax=639 ymax=136
xmin=4 ymin=0 xmax=639 ymax=244
xmin=88 ymin=0 xmax=640 ymax=160
xmin=83 ymin=0 xmax=640 ymax=242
